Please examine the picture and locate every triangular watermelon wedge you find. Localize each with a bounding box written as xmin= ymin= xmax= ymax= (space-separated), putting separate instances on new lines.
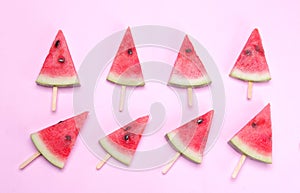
xmin=30 ymin=112 xmax=88 ymax=168
xmin=228 ymin=104 xmax=272 ymax=163
xmin=229 ymin=28 xmax=271 ymax=82
xmin=99 ymin=116 xmax=149 ymax=165
xmin=106 ymin=27 xmax=145 ymax=86
xmin=36 ymin=30 xmax=80 ymax=87
xmin=168 ymin=35 xmax=211 ymax=88
xmin=165 ymin=110 xmax=214 ymax=163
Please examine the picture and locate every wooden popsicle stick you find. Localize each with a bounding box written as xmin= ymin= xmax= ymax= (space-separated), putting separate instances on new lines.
xmin=247 ymin=81 xmax=253 ymax=100
xmin=119 ymin=85 xmax=126 ymax=112
xmin=19 ymin=152 xmax=41 ymax=170
xmin=231 ymin=154 xmax=247 ymax=179
xmin=96 ymin=154 xmax=111 ymax=170
xmin=52 ymin=86 xmax=58 ymax=111
xmin=187 ymin=87 xmax=193 ymax=107
xmin=162 ymin=152 xmax=181 ymax=175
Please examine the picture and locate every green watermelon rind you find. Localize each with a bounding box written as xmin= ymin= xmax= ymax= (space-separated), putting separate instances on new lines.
xmin=166 ymin=132 xmax=202 ymax=164
xmin=99 ymin=137 xmax=134 ymax=166
xmin=168 ymin=74 xmax=211 ymax=88
xmin=107 ymin=72 xmax=145 ymax=87
xmin=230 ymin=67 xmax=271 ymax=82
xmin=31 ymin=133 xmax=65 ymax=168
xmin=229 ymin=136 xmax=272 ymax=164
xmin=36 ymin=74 xmax=80 ymax=87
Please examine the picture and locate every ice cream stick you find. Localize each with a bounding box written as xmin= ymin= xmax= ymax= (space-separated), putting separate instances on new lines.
xmin=96 ymin=154 xmax=112 ymax=170
xmin=162 ymin=152 xmax=181 ymax=175
xmin=232 ymin=154 xmax=247 ymax=179
xmin=119 ymin=85 xmax=126 ymax=112
xmin=247 ymin=81 xmax=253 ymax=100
xmin=187 ymin=87 xmax=193 ymax=106
xmin=19 ymin=152 xmax=41 ymax=170
xmin=52 ymin=86 xmax=58 ymax=111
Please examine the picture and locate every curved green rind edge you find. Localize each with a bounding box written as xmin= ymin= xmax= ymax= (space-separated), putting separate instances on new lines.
xmin=229 ymin=136 xmax=272 ymax=164
xmin=229 ymin=69 xmax=271 ymax=82
xmin=31 ymin=133 xmax=65 ymax=169
xmin=107 ymin=74 xmax=145 ymax=87
xmin=168 ymin=75 xmax=211 ymax=88
xmin=166 ymin=133 xmax=202 ymax=164
xmin=36 ymin=74 xmax=80 ymax=87
xmin=99 ymin=138 xmax=134 ymax=166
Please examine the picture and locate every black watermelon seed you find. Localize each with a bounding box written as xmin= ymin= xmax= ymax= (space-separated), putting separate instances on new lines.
xmin=58 ymin=57 xmax=65 ymax=63
xmin=124 ymin=126 xmax=131 ymax=131
xmin=58 ymin=121 xmax=63 ymax=124
xmin=127 ymin=49 xmax=133 ymax=55
xmin=255 ymin=45 xmax=261 ymax=52
xmin=124 ymin=134 xmax=129 ymax=141
xmin=55 ymin=40 xmax=60 ymax=48
xmin=185 ymin=48 xmax=192 ymax=53
xmin=251 ymin=122 xmax=257 ymax=128
xmin=65 ymin=135 xmax=72 ymax=141
xmin=197 ymin=119 xmax=203 ymax=124
xmin=245 ymin=50 xmax=252 ymax=56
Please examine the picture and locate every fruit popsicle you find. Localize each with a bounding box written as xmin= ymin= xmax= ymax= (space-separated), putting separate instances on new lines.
xmin=96 ymin=116 xmax=149 ymax=170
xmin=36 ymin=30 xmax=80 ymax=111
xmin=19 ymin=112 xmax=89 ymax=169
xmin=229 ymin=28 xmax=271 ymax=99
xmin=106 ymin=27 xmax=145 ymax=112
xmin=168 ymin=35 xmax=211 ymax=106
xmin=162 ymin=110 xmax=214 ymax=174
xmin=229 ymin=104 xmax=272 ymax=179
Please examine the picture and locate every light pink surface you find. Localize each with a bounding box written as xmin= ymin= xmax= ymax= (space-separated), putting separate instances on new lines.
xmin=1 ymin=0 xmax=300 ymax=192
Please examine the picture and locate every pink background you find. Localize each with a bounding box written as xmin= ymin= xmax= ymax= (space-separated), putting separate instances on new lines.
xmin=1 ymin=0 xmax=300 ymax=192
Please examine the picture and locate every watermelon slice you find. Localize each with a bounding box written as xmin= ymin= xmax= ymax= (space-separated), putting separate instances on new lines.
xmin=165 ymin=110 xmax=214 ymax=163
xmin=36 ymin=30 xmax=80 ymax=87
xmin=228 ymin=104 xmax=272 ymax=163
xmin=30 ymin=112 xmax=88 ymax=168
xmin=99 ymin=116 xmax=149 ymax=165
xmin=106 ymin=27 xmax=144 ymax=86
xmin=168 ymin=35 xmax=211 ymax=88
xmin=229 ymin=28 xmax=271 ymax=82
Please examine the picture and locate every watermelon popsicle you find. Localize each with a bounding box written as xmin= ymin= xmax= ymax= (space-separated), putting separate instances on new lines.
xmin=229 ymin=104 xmax=272 ymax=179
xmin=19 ymin=112 xmax=89 ymax=169
xmin=106 ymin=27 xmax=145 ymax=112
xmin=96 ymin=115 xmax=149 ymax=170
xmin=162 ymin=110 xmax=214 ymax=174
xmin=229 ymin=28 xmax=271 ymax=100
xmin=36 ymin=30 xmax=80 ymax=111
xmin=168 ymin=35 xmax=211 ymax=107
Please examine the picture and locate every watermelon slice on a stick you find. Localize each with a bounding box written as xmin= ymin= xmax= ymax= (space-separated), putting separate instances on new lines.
xmin=229 ymin=104 xmax=272 ymax=179
xmin=96 ymin=115 xmax=149 ymax=170
xmin=162 ymin=110 xmax=214 ymax=174
xmin=168 ymin=35 xmax=211 ymax=106
xmin=19 ymin=112 xmax=88 ymax=169
xmin=36 ymin=30 xmax=80 ymax=111
xmin=107 ymin=27 xmax=145 ymax=112
xmin=229 ymin=28 xmax=271 ymax=100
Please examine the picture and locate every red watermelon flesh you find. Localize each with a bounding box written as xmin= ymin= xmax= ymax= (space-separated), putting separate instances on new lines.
xmin=31 ymin=112 xmax=88 ymax=168
xmin=166 ymin=110 xmax=214 ymax=163
xmin=36 ymin=30 xmax=80 ymax=87
xmin=168 ymin=35 xmax=211 ymax=88
xmin=107 ymin=27 xmax=145 ymax=86
xmin=99 ymin=116 xmax=149 ymax=165
xmin=229 ymin=104 xmax=272 ymax=163
xmin=229 ymin=28 xmax=271 ymax=82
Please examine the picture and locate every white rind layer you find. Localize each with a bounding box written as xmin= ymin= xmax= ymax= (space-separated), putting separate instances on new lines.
xmin=36 ymin=74 xmax=80 ymax=87
xmin=168 ymin=74 xmax=211 ymax=88
xmin=31 ymin=133 xmax=65 ymax=168
xmin=166 ymin=132 xmax=202 ymax=164
xmin=229 ymin=136 xmax=272 ymax=164
xmin=99 ymin=137 xmax=134 ymax=166
xmin=107 ymin=72 xmax=145 ymax=87
xmin=230 ymin=69 xmax=271 ymax=82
